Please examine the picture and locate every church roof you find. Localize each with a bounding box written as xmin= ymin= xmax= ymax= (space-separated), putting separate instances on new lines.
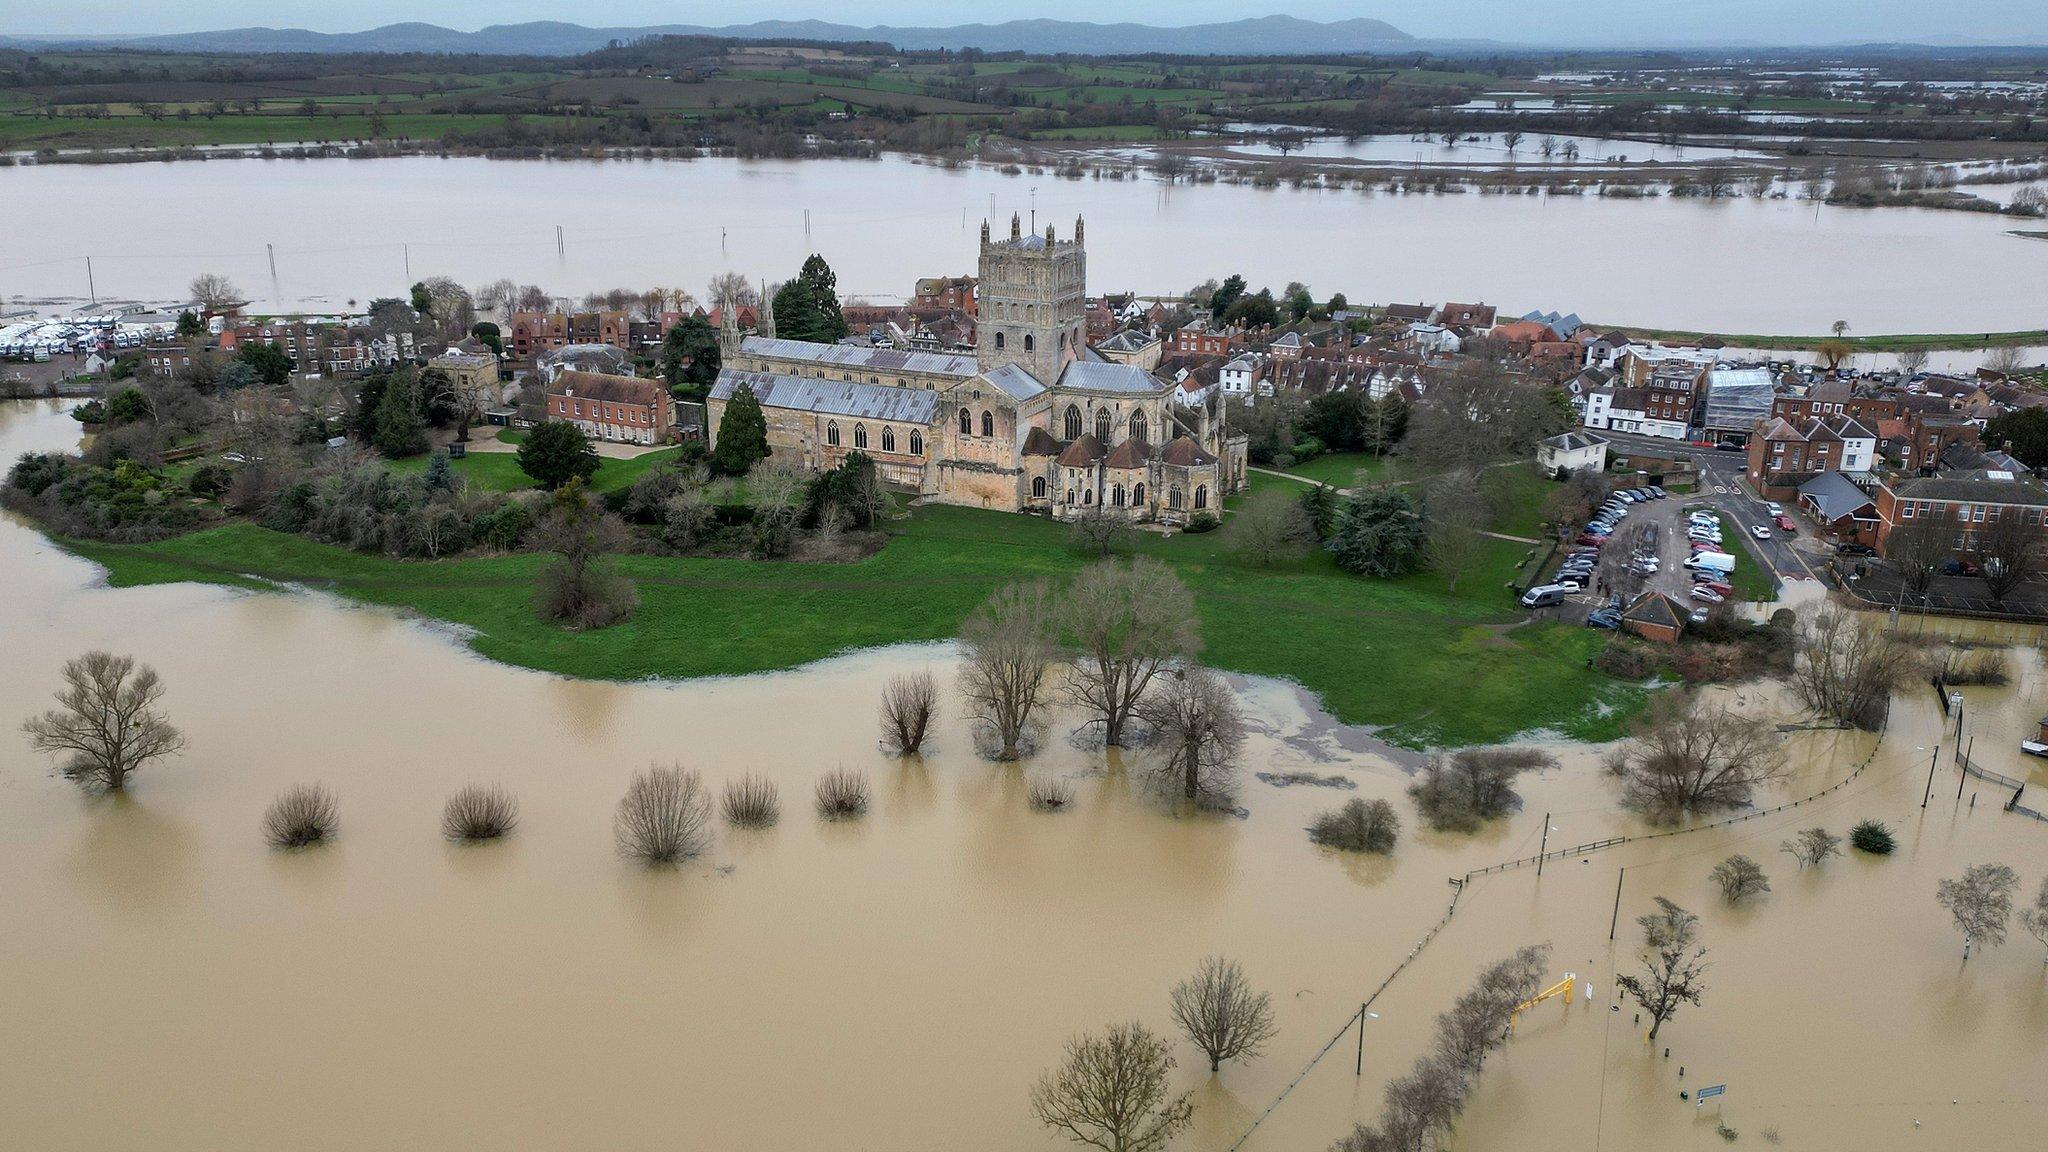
xmin=1159 ymin=435 xmax=1217 ymax=467
xmin=710 ymin=369 xmax=938 ymax=424
xmin=738 ymin=335 xmax=979 ymax=379
xmin=1104 ymin=438 xmax=1149 ymax=469
xmin=1057 ymin=360 xmax=1163 ymax=395
xmin=1021 ymin=426 xmax=1063 ymax=456
xmin=1057 ymin=433 xmax=1106 ymax=467
xmin=981 ymin=362 xmax=1049 ymax=401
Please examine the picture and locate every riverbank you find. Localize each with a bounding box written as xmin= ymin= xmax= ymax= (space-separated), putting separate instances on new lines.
xmin=55 ymin=481 xmax=1634 ymax=750
xmin=1594 ymin=323 xmax=2048 ymax=353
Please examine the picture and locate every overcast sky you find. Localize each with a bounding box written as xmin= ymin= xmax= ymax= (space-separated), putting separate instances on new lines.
xmin=4 ymin=2 xmax=2043 ymax=44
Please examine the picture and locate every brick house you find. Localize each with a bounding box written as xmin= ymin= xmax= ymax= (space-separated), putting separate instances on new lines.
xmin=509 ymin=310 xmax=632 ymax=362
xmin=1746 ymin=415 xmax=1877 ymax=498
xmin=545 ymin=370 xmax=676 ymax=446
xmin=1168 ymin=321 xmax=1238 ymax=358
xmin=1869 ymin=469 xmax=2048 ymax=557
xmin=913 ymin=275 xmax=977 ymax=317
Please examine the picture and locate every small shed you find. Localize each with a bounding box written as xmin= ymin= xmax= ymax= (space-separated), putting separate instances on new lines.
xmin=1620 ymin=591 xmax=1688 ymax=644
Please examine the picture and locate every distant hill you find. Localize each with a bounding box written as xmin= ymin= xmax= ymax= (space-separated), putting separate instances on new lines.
xmin=0 ymin=16 xmax=1417 ymax=57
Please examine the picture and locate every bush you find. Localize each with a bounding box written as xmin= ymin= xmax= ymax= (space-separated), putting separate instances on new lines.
xmin=721 ymin=773 xmax=781 ymax=828
xmin=1291 ymin=436 xmax=1325 ymax=462
xmin=1027 ymin=776 xmax=1075 ymax=811
xmin=1595 ymin=640 xmax=1660 ymax=680
xmin=1850 ymin=819 xmax=1896 ymax=855
xmin=815 ymin=768 xmax=870 ymax=819
xmin=1183 ymin=511 xmax=1220 ymax=534
xmin=1708 ymin=854 xmax=1771 ymax=902
xmin=474 ymin=499 xmax=532 ymax=551
xmin=263 ymin=783 xmax=338 ymax=849
xmin=1309 ymin=798 xmax=1400 ymax=853
xmin=187 ymin=462 xmax=233 ymax=498
xmin=615 ymin=765 xmax=712 ymax=865
xmin=1409 ymin=747 xmax=1554 ymax=832
xmin=442 ymin=784 xmax=518 ymax=841
xmin=7 ymin=452 xmax=70 ymax=497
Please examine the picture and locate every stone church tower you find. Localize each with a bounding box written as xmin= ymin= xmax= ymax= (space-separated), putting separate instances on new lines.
xmin=976 ymin=213 xmax=1087 ymax=382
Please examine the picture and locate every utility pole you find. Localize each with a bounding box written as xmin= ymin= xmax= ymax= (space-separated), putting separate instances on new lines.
xmin=1609 ymin=868 xmax=1625 ymax=941
xmin=1958 ymin=736 xmax=1972 ymax=801
xmin=1922 ymin=746 xmax=1938 ymax=808
xmin=556 ymin=225 xmax=565 ymax=257
xmin=1355 ymin=1004 xmax=1366 ymax=1075
xmin=266 ymin=243 xmax=279 ymax=308
xmin=85 ymin=256 xmax=95 ymax=304
xmin=1537 ymin=812 xmax=1551 ymax=876
xmin=403 ymin=243 xmax=410 ymax=280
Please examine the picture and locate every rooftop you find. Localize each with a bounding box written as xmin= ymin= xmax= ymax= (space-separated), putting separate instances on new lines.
xmin=710 ymin=369 xmax=939 ymax=424
xmin=739 ymin=335 xmax=979 ymax=379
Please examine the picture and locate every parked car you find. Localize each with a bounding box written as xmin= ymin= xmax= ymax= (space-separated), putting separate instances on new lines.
xmin=1649 ymin=486 xmax=1668 ymax=499
xmin=1689 ymin=607 xmax=1711 ymax=625
xmin=1693 ymin=579 xmax=1734 ymax=596
xmin=1691 ymin=585 xmax=1726 ymax=604
xmin=1835 ymin=542 xmax=1876 ymax=556
xmin=1587 ymin=609 xmax=1622 ymax=630
xmin=1774 ymin=514 xmax=1796 ymax=533
xmin=1750 ymin=524 xmax=1772 ymax=541
xmin=1764 ymin=502 xmax=1783 ymax=516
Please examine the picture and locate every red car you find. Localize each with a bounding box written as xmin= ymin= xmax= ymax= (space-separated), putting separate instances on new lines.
xmin=1774 ymin=514 xmax=1796 ymax=533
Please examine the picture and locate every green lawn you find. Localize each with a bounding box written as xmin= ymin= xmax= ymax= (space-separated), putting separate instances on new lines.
xmin=387 ymin=443 xmax=682 ymax=495
xmin=62 ymin=482 xmax=1639 ymax=749
xmin=1706 ymin=510 xmax=1780 ymax=602
xmin=1269 ymin=452 xmax=1389 ymax=490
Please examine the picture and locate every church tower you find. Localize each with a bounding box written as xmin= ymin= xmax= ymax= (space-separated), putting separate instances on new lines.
xmin=976 ymin=212 xmax=1087 ymax=383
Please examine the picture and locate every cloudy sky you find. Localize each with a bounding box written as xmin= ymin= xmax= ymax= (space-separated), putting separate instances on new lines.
xmin=4 ymin=1 xmax=2043 ymax=44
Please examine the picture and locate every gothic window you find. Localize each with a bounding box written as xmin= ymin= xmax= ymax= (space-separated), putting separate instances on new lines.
xmin=1170 ymin=486 xmax=1183 ymax=510
xmin=1064 ymin=405 xmax=1082 ymax=440
xmin=1065 ymin=489 xmax=1075 ymax=505
xmin=1129 ymin=411 xmax=1148 ymax=443
xmin=1024 ymin=334 xmax=1034 ymax=352
xmin=995 ymin=332 xmax=1005 ymax=350
xmin=1133 ymin=483 xmax=1146 ymax=506
xmin=826 ymin=420 xmax=840 ymax=447
xmin=881 ymin=426 xmax=896 ymax=453
xmin=1083 ymin=489 xmax=1094 ymax=506
xmin=1095 ymin=409 xmax=1111 ymax=443
xmin=1111 ymin=485 xmax=1126 ymax=507
xmin=980 ymin=410 xmax=994 ymax=437
xmin=854 ymin=423 xmax=868 ymax=449
xmin=1033 ymin=476 xmax=1047 ymax=499
xmin=909 ymin=430 xmax=923 ymax=457
xmin=959 ymin=408 xmax=972 ymax=435
xmin=1195 ymin=485 xmax=1209 ymax=510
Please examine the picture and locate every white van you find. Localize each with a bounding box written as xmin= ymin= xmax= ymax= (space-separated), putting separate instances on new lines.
xmin=1520 ymin=584 xmax=1570 ymax=608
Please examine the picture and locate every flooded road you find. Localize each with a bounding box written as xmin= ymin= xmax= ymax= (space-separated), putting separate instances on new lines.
xmin=2 ymin=154 xmax=2043 ymax=333
xmin=1 ymin=400 xmax=2043 ymax=1149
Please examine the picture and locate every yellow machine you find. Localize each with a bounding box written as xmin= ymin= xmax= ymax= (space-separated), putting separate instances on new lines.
xmin=1509 ymin=972 xmax=1576 ymax=1035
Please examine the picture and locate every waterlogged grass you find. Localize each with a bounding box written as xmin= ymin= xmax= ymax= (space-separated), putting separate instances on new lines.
xmin=61 ymin=484 xmax=1640 ymax=748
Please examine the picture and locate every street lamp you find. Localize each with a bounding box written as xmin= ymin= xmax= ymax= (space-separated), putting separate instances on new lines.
xmin=1354 ymin=1009 xmax=1381 ymax=1075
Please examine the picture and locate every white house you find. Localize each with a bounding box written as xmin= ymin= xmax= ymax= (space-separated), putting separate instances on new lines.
xmin=1538 ymin=431 xmax=1610 ymax=475
xmin=1220 ymin=354 xmax=1263 ymax=404
xmin=1583 ymin=387 xmax=1689 ymax=440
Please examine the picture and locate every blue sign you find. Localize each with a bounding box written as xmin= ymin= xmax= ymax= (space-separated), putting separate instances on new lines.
xmin=1695 ymin=1084 xmax=1727 ymax=1108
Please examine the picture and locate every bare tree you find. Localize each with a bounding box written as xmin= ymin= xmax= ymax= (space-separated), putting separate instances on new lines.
xmin=263 ymin=783 xmax=338 ymax=849
xmin=1231 ymin=496 xmax=1312 ymax=566
xmin=1708 ymin=855 xmax=1771 ymax=902
xmin=1895 ymin=347 xmax=1929 ymax=378
xmin=474 ymin=277 xmax=519 ymax=320
xmin=1068 ymin=503 xmax=1131 ymax=558
xmin=1030 ymin=1022 xmax=1193 ymax=1152
xmin=1424 ymin=469 xmax=1489 ymax=593
xmin=1169 ymin=956 xmax=1277 ymax=1073
xmin=1788 ymin=605 xmax=1908 ymax=730
xmin=1615 ymin=897 xmax=1708 ymax=1041
xmin=188 ymin=272 xmax=243 ymax=315
xmin=1060 ymin=558 xmax=1200 ymax=747
xmin=1779 ymin=827 xmax=1841 ymax=869
xmin=531 ymin=481 xmax=638 ymax=630
xmin=1937 ymin=862 xmax=2018 ymax=960
xmin=1433 ymin=944 xmax=1549 ymax=1080
xmin=2018 ymin=876 xmax=2048 ymax=963
xmin=1887 ymin=519 xmax=1951 ymax=600
xmin=615 ymin=765 xmax=712 ymax=865
xmin=707 ymin=272 xmax=758 ymax=314
xmin=1603 ymin=697 xmax=1784 ymax=821
xmin=1976 ymin=509 xmax=2037 ymax=602
xmin=1409 ymin=747 xmax=1555 ymax=832
xmin=958 ymin=581 xmax=1058 ymax=760
xmin=22 ymin=651 xmax=186 ymax=792
xmin=879 ymin=671 xmax=939 ymax=755
xmin=1984 ymin=345 xmax=2026 ymax=376
xmin=442 ymin=784 xmax=518 ymax=841
xmin=1310 ymin=797 xmax=1400 ymax=853
xmin=1135 ymin=666 xmax=1245 ymax=806
xmin=721 ymin=773 xmax=780 ymax=827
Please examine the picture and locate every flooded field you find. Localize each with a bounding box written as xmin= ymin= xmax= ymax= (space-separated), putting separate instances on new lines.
xmin=1 ymin=397 xmax=2045 ymax=1150
xmin=2 ymin=154 xmax=2045 ymax=333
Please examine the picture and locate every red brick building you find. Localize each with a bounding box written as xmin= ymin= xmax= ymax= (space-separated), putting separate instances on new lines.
xmin=1870 ymin=469 xmax=2048 ymax=557
xmin=913 ymin=275 xmax=976 ymax=317
xmin=545 ymin=370 xmax=676 ymax=446
xmin=509 ymin=310 xmax=633 ymax=361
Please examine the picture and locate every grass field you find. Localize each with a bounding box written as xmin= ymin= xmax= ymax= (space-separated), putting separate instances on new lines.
xmin=1267 ymin=452 xmax=1390 ymax=489
xmin=61 ymin=481 xmax=1640 ymax=749
xmin=386 ymin=442 xmax=682 ymax=494
xmin=0 ymin=111 xmax=558 ymax=149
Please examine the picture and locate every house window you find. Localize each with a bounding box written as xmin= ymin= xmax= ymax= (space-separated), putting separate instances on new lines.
xmin=1901 ymin=502 xmax=1914 ymax=519
xmin=1194 ymin=485 xmax=1209 ymax=510
xmin=1130 ymin=411 xmax=1148 ymax=443
xmin=1083 ymin=489 xmax=1094 ymax=506
xmin=1095 ymin=409 xmax=1111 ymax=442
xmin=981 ymin=411 xmax=994 ymax=437
xmin=881 ymin=427 xmax=896 ymax=453
xmin=826 ymin=421 xmax=840 ymax=446
xmin=854 ymin=423 xmax=869 ymax=449
xmin=1065 ymin=489 xmax=1075 ymax=505
xmin=1064 ymin=405 xmax=1082 ymax=440
xmin=909 ymin=430 xmax=923 ymax=457
xmin=1033 ymin=476 xmax=1047 ymax=499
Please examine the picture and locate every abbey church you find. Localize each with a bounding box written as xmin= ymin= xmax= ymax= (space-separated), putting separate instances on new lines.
xmin=705 ymin=216 xmax=1247 ymax=524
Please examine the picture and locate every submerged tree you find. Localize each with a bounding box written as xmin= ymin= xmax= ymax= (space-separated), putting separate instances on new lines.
xmin=2018 ymin=876 xmax=2048 ymax=964
xmin=1779 ymin=827 xmax=1842 ymax=870
xmin=22 ymin=651 xmax=186 ymax=792
xmin=1135 ymin=666 xmax=1245 ymax=806
xmin=1708 ymin=855 xmax=1771 ymax=903
xmin=879 ymin=670 xmax=939 ymax=755
xmin=1603 ymin=697 xmax=1784 ymax=821
xmin=1615 ymin=897 xmax=1708 ymax=1042
xmin=1409 ymin=747 xmax=1555 ymax=832
xmin=1310 ymin=797 xmax=1401 ymax=854
xmin=1030 ymin=1022 xmax=1193 ymax=1152
xmin=1788 ymin=605 xmax=1907 ymax=730
xmin=1937 ymin=862 xmax=2018 ymax=961
xmin=1059 ymin=558 xmax=1200 ymax=747
xmin=615 ymin=765 xmax=712 ymax=865
xmin=1169 ymin=956 xmax=1277 ymax=1073
xmin=959 ymin=581 xmax=1059 ymax=760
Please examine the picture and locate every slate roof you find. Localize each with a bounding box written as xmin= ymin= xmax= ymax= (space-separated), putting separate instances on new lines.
xmin=1893 ymin=471 xmax=2048 ymax=505
xmin=1542 ymin=431 xmax=1609 ymax=452
xmin=1799 ymin=472 xmax=1877 ymax=522
xmin=1058 ymin=360 xmax=1164 ymax=395
xmin=709 ymin=370 xmax=938 ymax=424
xmin=1096 ymin=329 xmax=1157 ymax=353
xmin=1622 ymin=591 xmax=1686 ymax=630
xmin=739 ymin=335 xmax=979 ymax=378
xmin=981 ymin=362 xmax=1049 ymax=401
xmin=1103 ymin=438 xmax=1149 ymax=469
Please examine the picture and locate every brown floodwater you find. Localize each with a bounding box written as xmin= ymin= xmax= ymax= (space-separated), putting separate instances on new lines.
xmin=1 ymin=399 xmax=2043 ymax=1150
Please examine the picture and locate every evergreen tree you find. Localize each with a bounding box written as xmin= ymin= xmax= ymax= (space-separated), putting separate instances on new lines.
xmin=236 ymin=341 xmax=294 ymax=387
xmin=517 ymin=421 xmax=602 ymax=490
xmin=713 ymin=382 xmax=771 ymax=476
xmin=174 ymin=310 xmax=205 ymax=338
xmin=660 ymin=315 xmax=722 ymax=392
xmin=1328 ymin=487 xmax=1430 ymax=578
xmin=373 ymin=371 xmax=429 ymax=458
xmin=469 ymin=321 xmax=503 ymax=355
xmin=772 ymin=254 xmax=848 ymax=344
xmin=1209 ymin=274 xmax=1248 ymax=316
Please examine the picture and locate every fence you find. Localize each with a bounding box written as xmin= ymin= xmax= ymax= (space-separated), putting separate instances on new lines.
xmin=1224 ymin=713 xmax=1893 ymax=1150
xmin=1835 ymin=561 xmax=2048 ymax=623
xmin=1956 ymin=749 xmax=2048 ymax=823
